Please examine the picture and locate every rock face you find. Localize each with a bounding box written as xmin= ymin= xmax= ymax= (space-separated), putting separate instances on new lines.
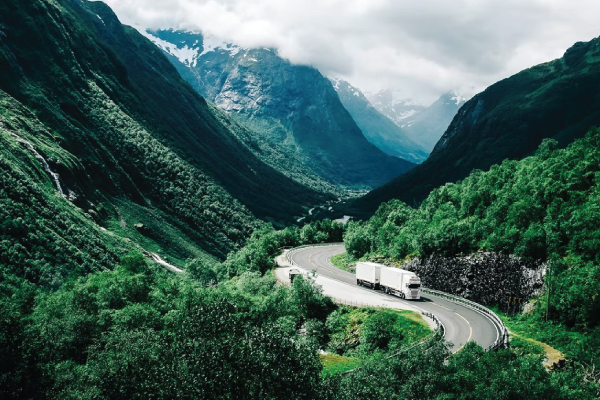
xmin=143 ymin=29 xmax=415 ymax=189
xmin=403 ymin=253 xmax=545 ymax=307
xmin=353 ymin=35 xmax=600 ymax=216
xmin=329 ymin=78 xmax=428 ymax=163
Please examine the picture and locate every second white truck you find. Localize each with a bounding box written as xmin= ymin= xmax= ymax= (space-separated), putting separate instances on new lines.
xmin=380 ymin=267 xmax=422 ymax=300
xmin=355 ymin=262 xmax=382 ymax=289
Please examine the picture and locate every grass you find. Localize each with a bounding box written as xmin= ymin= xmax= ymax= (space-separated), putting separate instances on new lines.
xmin=327 ymin=307 xmax=432 ymax=357
xmin=330 ymin=252 xmax=357 ymax=272
xmin=495 ymin=307 xmax=575 ymax=365
xmin=105 ymin=199 xmax=218 ymax=267
xmin=509 ymin=332 xmax=563 ymax=366
xmin=320 ymin=353 xmax=359 ymax=376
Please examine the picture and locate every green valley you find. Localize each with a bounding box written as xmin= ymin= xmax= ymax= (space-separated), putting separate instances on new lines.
xmin=1 ymin=0 xmax=600 ymax=399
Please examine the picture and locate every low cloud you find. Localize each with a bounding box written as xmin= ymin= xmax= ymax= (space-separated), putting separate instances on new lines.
xmin=104 ymin=0 xmax=600 ymax=104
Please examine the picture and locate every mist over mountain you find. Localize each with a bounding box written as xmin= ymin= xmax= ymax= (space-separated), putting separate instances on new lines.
xmin=402 ymin=91 xmax=467 ymax=152
xmin=367 ymin=89 xmax=466 ymax=152
xmin=366 ymin=89 xmax=426 ymax=126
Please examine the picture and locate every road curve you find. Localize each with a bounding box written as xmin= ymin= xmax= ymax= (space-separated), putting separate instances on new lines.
xmin=291 ymin=244 xmax=499 ymax=352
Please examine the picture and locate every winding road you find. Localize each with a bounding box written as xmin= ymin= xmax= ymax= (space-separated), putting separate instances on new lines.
xmin=288 ymin=244 xmax=500 ymax=352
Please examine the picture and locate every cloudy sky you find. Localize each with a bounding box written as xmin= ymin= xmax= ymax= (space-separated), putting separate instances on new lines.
xmin=104 ymin=0 xmax=600 ymax=104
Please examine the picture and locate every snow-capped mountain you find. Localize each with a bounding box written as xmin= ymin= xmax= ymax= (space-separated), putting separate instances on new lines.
xmin=401 ymin=91 xmax=467 ymax=152
xmin=367 ymin=89 xmax=466 ymax=152
xmin=329 ymin=78 xmax=428 ymax=163
xmin=140 ymin=29 xmax=415 ymax=189
xmin=366 ymin=89 xmax=426 ymax=126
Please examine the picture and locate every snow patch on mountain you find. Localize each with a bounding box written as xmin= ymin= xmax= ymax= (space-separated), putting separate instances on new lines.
xmin=138 ymin=29 xmax=201 ymax=67
xmin=450 ymin=91 xmax=467 ymax=105
xmin=366 ymin=89 xmax=426 ymax=125
xmin=199 ymin=35 xmax=242 ymax=57
xmin=138 ymin=29 xmax=243 ymax=67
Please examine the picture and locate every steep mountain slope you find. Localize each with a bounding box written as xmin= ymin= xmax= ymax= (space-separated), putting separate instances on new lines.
xmin=329 ymin=78 xmax=428 ymax=163
xmin=0 ymin=0 xmax=332 ymax=284
xmin=352 ymin=36 xmax=600 ymax=216
xmin=144 ymin=29 xmax=415 ymax=188
xmin=402 ymin=92 xmax=466 ymax=151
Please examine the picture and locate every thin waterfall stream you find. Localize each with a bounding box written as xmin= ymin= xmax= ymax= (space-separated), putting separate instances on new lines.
xmin=4 ymin=130 xmax=66 ymax=197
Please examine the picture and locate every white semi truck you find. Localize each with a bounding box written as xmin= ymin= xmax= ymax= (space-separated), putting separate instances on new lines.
xmin=380 ymin=267 xmax=422 ymax=300
xmin=355 ymin=262 xmax=382 ymax=289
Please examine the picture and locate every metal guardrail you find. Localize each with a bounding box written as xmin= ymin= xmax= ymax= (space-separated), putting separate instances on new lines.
xmin=341 ymin=312 xmax=445 ymax=375
xmin=421 ymin=287 xmax=508 ymax=351
xmin=283 ymin=244 xmax=508 ymax=353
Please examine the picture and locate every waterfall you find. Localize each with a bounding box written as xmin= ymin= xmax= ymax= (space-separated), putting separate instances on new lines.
xmin=5 ymin=131 xmax=66 ymax=197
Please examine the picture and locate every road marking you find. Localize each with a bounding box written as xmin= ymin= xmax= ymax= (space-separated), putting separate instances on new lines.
xmin=430 ymin=302 xmax=451 ymax=311
xmin=453 ymin=312 xmax=473 ymax=353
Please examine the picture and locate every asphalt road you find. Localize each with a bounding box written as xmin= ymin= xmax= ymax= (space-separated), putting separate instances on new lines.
xmin=290 ymin=244 xmax=499 ymax=352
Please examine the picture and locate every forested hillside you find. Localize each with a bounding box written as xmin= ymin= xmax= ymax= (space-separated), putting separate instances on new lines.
xmin=345 ymin=130 xmax=600 ymax=328
xmin=3 ymin=222 xmax=597 ymax=399
xmin=353 ymin=36 xmax=600 ymax=215
xmin=0 ymin=0 xmax=339 ymax=287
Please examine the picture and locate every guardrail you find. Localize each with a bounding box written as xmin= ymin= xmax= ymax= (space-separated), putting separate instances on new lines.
xmin=421 ymin=287 xmax=508 ymax=351
xmin=283 ymin=244 xmax=508 ymax=353
xmin=342 ymin=311 xmax=445 ymax=375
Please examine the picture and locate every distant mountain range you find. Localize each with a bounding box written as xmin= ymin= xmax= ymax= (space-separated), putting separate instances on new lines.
xmin=329 ymin=78 xmax=428 ymax=163
xmin=366 ymin=89 xmax=426 ymax=126
xmin=367 ymin=89 xmax=466 ymax=152
xmin=352 ymin=35 xmax=600 ymax=216
xmin=143 ymin=29 xmax=415 ymax=189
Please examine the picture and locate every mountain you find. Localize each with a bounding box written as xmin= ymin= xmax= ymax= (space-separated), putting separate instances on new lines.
xmin=366 ymin=89 xmax=426 ymax=125
xmin=142 ymin=29 xmax=415 ymax=189
xmin=329 ymin=78 xmax=428 ymax=163
xmin=0 ymin=0 xmax=334 ymax=285
xmin=367 ymin=89 xmax=465 ymax=152
xmin=352 ymin=36 xmax=600 ymax=216
xmin=402 ymin=91 xmax=466 ymax=151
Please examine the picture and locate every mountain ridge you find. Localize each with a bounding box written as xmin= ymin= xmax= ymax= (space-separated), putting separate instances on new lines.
xmin=352 ymin=35 xmax=600 ymax=216
xmin=144 ymin=28 xmax=415 ymax=189
xmin=0 ymin=0 xmax=332 ymax=285
xmin=329 ymin=78 xmax=428 ymax=163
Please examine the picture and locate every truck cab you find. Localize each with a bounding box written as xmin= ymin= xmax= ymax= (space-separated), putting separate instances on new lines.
xmin=380 ymin=267 xmax=422 ymax=300
xmin=405 ymin=276 xmax=421 ymax=300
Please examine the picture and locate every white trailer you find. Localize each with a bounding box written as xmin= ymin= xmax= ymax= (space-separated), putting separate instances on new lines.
xmin=380 ymin=267 xmax=421 ymax=300
xmin=355 ymin=262 xmax=383 ymax=289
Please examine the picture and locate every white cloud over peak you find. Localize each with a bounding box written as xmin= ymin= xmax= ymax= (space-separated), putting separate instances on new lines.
xmin=104 ymin=0 xmax=600 ymax=103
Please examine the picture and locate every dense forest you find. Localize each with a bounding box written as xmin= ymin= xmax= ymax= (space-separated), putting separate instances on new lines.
xmin=345 ymin=130 xmax=600 ymax=329
xmin=2 ymin=221 xmax=598 ymax=398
